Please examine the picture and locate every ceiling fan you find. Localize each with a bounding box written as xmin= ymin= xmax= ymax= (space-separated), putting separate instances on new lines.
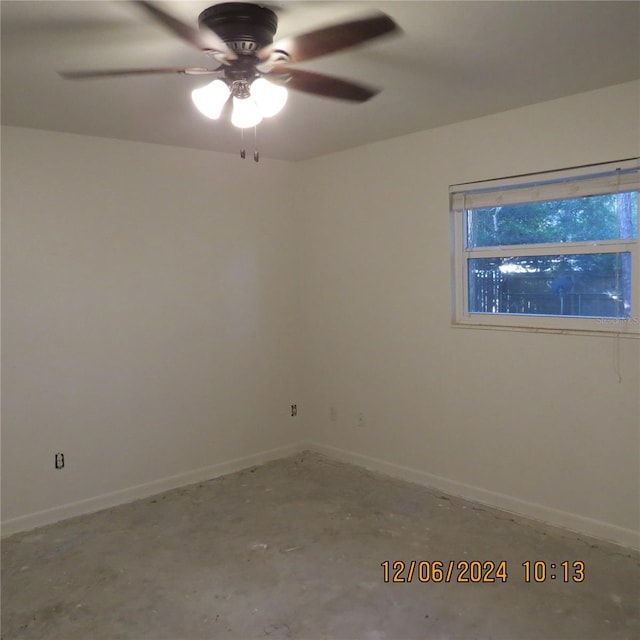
xmin=59 ymin=1 xmax=401 ymax=160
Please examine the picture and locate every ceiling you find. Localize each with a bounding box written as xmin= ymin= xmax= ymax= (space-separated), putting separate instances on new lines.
xmin=2 ymin=1 xmax=639 ymax=161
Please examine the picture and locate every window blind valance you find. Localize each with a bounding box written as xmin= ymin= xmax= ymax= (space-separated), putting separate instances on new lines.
xmin=450 ymin=159 xmax=640 ymax=210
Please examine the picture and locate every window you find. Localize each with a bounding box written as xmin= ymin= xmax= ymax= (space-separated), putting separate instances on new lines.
xmin=451 ymin=160 xmax=640 ymax=335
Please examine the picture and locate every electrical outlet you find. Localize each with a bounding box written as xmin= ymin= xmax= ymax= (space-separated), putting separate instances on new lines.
xmin=291 ymin=404 xmax=297 ymax=417
xmin=330 ymin=406 xmax=337 ymax=422
xmin=357 ymin=412 xmax=366 ymax=428
xmin=55 ymin=453 xmax=65 ymax=469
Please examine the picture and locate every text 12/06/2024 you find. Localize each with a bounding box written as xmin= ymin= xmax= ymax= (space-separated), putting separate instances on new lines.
xmin=381 ymin=560 xmax=585 ymax=584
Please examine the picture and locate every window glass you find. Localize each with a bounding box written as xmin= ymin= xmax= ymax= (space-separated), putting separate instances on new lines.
xmin=466 ymin=192 xmax=638 ymax=248
xmin=468 ymin=253 xmax=632 ymax=318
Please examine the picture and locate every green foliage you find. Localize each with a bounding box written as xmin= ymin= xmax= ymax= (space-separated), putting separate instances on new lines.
xmin=467 ymin=192 xmax=638 ymax=248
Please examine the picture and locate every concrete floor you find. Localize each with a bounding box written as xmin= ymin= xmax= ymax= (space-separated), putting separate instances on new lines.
xmin=2 ymin=453 xmax=639 ymax=640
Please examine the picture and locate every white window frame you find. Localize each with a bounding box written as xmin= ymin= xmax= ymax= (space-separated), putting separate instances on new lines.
xmin=451 ymin=159 xmax=640 ymax=337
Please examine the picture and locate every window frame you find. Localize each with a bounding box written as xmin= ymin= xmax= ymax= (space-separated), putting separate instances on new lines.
xmin=451 ymin=160 xmax=640 ymax=337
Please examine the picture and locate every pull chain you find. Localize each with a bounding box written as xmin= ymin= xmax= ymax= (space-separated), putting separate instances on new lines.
xmin=239 ymin=127 xmax=259 ymax=161
xmin=253 ymin=125 xmax=259 ymax=162
xmin=612 ymin=333 xmax=622 ymax=383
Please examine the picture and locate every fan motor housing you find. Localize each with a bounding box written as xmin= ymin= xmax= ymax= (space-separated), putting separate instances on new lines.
xmin=198 ymin=3 xmax=278 ymax=55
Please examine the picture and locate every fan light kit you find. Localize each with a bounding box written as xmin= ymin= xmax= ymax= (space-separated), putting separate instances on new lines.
xmin=59 ymin=1 xmax=401 ymax=161
xmin=192 ymin=76 xmax=287 ymax=127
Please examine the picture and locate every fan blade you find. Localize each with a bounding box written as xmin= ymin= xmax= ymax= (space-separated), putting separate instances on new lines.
xmin=258 ymin=12 xmax=399 ymax=64
xmin=268 ymin=68 xmax=379 ymax=102
xmin=58 ymin=67 xmax=220 ymax=80
xmin=134 ymin=1 xmax=236 ymax=58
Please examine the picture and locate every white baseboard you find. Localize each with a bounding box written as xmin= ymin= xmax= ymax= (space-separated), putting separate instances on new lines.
xmin=1 ymin=442 xmax=307 ymax=538
xmin=307 ymin=442 xmax=640 ymax=551
xmin=4 ymin=440 xmax=637 ymax=550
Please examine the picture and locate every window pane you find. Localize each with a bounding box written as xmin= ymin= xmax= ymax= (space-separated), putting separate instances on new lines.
xmin=466 ymin=192 xmax=638 ymax=248
xmin=468 ymin=253 xmax=632 ymax=318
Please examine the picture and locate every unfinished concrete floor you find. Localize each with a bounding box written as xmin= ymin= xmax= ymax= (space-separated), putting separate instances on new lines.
xmin=2 ymin=453 xmax=639 ymax=640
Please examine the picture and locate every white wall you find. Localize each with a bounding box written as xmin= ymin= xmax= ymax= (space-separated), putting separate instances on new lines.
xmin=3 ymin=81 xmax=639 ymax=548
xmin=1 ymin=127 xmax=306 ymax=532
xmin=299 ymin=81 xmax=640 ymax=548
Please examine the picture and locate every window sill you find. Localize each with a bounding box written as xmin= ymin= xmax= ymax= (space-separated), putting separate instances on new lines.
xmin=451 ymin=319 xmax=640 ymax=339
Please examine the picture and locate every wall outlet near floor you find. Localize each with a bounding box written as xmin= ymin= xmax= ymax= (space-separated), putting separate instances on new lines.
xmin=291 ymin=404 xmax=297 ymax=417
xmin=330 ymin=406 xmax=337 ymax=422
xmin=357 ymin=413 xmax=366 ymax=428
xmin=54 ymin=453 xmax=65 ymax=469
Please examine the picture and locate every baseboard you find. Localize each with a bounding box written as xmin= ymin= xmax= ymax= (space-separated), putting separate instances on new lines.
xmin=5 ymin=440 xmax=637 ymax=550
xmin=1 ymin=442 xmax=308 ymax=537
xmin=307 ymin=441 xmax=640 ymax=551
